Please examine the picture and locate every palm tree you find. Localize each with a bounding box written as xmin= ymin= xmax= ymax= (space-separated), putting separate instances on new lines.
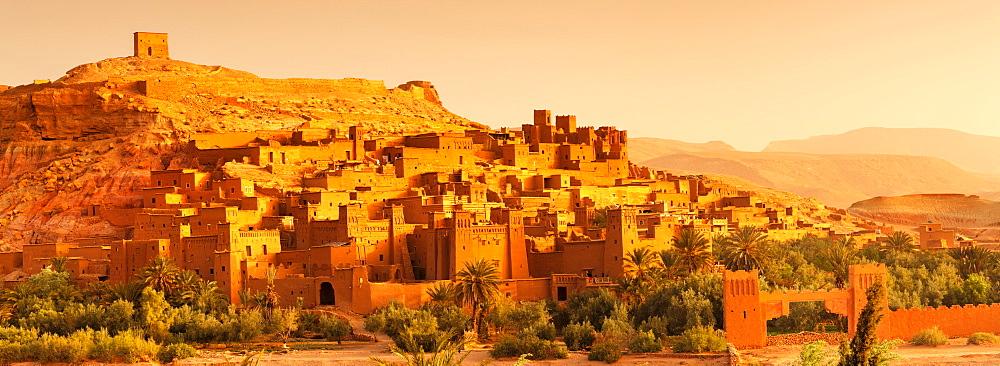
xmin=48 ymin=256 xmax=70 ymax=273
xmin=717 ymin=226 xmax=772 ymax=271
xmin=950 ymin=246 xmax=995 ymax=277
xmin=881 ymin=232 xmax=916 ymax=253
xmin=264 ymin=266 xmax=281 ymax=316
xmin=180 ymin=280 xmax=228 ymax=314
xmin=624 ymin=247 xmax=660 ymax=283
xmin=657 ymin=249 xmax=684 ymax=279
xmin=671 ymin=228 xmax=715 ymax=274
xmin=136 ymin=256 xmax=181 ymax=295
xmin=426 ymin=281 xmax=458 ymax=305
xmin=818 ymin=239 xmax=862 ymax=288
xmin=100 ymin=281 xmax=147 ymax=305
xmin=454 ymin=258 xmax=501 ymax=337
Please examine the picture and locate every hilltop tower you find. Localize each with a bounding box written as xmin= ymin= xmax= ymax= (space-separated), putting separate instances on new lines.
xmin=134 ymin=32 xmax=169 ymax=59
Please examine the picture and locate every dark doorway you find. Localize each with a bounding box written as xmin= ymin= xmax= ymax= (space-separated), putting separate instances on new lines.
xmin=147 ymin=47 xmax=153 ymax=56
xmin=557 ymin=286 xmax=568 ymax=301
xmin=320 ymin=282 xmax=336 ymax=305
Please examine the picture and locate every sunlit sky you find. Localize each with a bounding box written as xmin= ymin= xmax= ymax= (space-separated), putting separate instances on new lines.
xmin=3 ymin=1 xmax=1000 ymax=151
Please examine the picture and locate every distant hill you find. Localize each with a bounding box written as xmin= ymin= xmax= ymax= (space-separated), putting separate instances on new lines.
xmin=628 ymin=137 xmax=735 ymax=163
xmin=849 ymin=194 xmax=1000 ymax=242
xmin=848 ymin=194 xmax=1000 ymax=228
xmin=638 ymin=151 xmax=1000 ymax=208
xmin=763 ymin=127 xmax=1000 ymax=174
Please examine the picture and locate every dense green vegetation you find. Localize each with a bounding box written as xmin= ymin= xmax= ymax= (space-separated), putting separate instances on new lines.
xmin=4 ymin=229 xmax=994 ymax=364
xmin=0 ymin=256 xmax=351 ymax=364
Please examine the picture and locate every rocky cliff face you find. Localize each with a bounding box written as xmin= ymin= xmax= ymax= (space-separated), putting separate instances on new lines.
xmin=0 ymin=56 xmax=483 ymax=248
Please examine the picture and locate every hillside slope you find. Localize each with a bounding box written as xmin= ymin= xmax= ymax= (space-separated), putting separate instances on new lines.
xmin=763 ymin=127 xmax=1000 ymax=174
xmin=848 ymin=194 xmax=1000 ymax=228
xmin=0 ymin=56 xmax=482 ymax=248
xmin=628 ymin=137 xmax=735 ymax=163
xmin=849 ymin=194 xmax=1000 ymax=242
xmin=639 ymin=151 xmax=1000 ymax=208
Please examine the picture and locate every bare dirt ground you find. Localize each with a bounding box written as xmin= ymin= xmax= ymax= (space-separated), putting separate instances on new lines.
xmin=742 ymin=338 xmax=1000 ymax=365
xmin=176 ymin=341 xmax=729 ymax=366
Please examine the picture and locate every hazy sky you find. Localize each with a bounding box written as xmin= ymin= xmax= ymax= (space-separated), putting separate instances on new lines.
xmin=3 ymin=1 xmax=1000 ymax=151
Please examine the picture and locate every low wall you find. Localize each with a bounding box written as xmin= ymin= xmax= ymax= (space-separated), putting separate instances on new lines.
xmin=889 ymin=303 xmax=1000 ymax=340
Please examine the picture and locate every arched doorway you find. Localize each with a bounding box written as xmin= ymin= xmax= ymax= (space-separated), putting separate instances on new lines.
xmin=320 ymin=282 xmax=335 ymax=305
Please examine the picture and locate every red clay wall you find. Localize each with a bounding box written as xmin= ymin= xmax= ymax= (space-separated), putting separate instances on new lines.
xmin=889 ymin=304 xmax=1000 ymax=340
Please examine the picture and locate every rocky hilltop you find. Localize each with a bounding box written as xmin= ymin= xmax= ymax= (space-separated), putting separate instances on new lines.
xmin=763 ymin=127 xmax=1000 ymax=175
xmin=0 ymin=56 xmax=481 ymax=248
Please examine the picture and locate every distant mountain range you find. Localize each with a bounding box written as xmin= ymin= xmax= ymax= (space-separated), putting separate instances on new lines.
xmin=764 ymin=127 xmax=1000 ymax=174
xmin=631 ymin=128 xmax=1000 ymax=208
xmin=628 ymin=137 xmax=735 ymax=162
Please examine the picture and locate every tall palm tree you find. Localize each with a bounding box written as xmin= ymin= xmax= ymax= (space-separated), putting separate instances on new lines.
xmin=136 ymin=256 xmax=181 ymax=295
xmin=180 ymin=280 xmax=228 ymax=314
xmin=950 ymin=246 xmax=995 ymax=277
xmin=671 ymin=228 xmax=715 ymax=274
xmin=657 ymin=250 xmax=684 ymax=280
xmin=717 ymin=226 xmax=772 ymax=271
xmin=426 ymin=281 xmax=458 ymax=305
xmin=818 ymin=239 xmax=862 ymax=288
xmin=48 ymin=256 xmax=70 ymax=273
xmin=264 ymin=266 xmax=281 ymax=316
xmin=624 ymin=247 xmax=660 ymax=283
xmin=454 ymin=258 xmax=501 ymax=336
xmin=101 ymin=281 xmax=147 ymax=305
xmin=881 ymin=232 xmax=916 ymax=253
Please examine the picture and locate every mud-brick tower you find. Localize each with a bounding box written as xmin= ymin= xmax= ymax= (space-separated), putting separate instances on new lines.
xmin=723 ymin=269 xmax=766 ymax=348
xmin=134 ymin=32 xmax=169 ymax=59
xmin=847 ymin=264 xmax=890 ymax=339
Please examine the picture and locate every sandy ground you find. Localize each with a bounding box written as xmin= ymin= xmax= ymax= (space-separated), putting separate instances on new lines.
xmin=176 ymin=341 xmax=729 ymax=366
xmin=742 ymin=338 xmax=1000 ymax=365
xmin=167 ymin=329 xmax=1000 ymax=366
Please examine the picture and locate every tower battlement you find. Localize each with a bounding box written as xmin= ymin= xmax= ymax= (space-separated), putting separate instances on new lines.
xmin=134 ymin=32 xmax=169 ymax=59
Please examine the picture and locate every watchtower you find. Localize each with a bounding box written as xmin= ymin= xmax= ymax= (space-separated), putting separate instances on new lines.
xmin=723 ymin=269 xmax=766 ymax=348
xmin=134 ymin=32 xmax=169 ymax=59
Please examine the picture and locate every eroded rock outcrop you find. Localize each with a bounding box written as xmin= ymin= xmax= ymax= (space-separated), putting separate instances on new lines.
xmin=0 ymin=56 xmax=483 ymax=248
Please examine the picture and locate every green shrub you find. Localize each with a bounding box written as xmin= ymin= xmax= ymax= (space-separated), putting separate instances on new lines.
xmin=158 ymin=343 xmax=198 ymax=363
xmin=30 ymin=331 xmax=91 ymax=363
xmin=910 ymin=326 xmax=947 ymax=346
xmin=222 ymin=310 xmax=264 ymax=343
xmin=89 ymin=329 xmax=159 ymax=363
xmin=0 ymin=327 xmax=38 ymax=343
xmin=628 ymin=330 xmax=662 ymax=353
xmin=489 ymin=335 xmax=568 ymax=360
xmin=424 ymin=303 xmax=469 ymax=339
xmin=587 ymin=342 xmax=623 ymax=363
xmin=968 ymin=332 xmax=1000 ymax=345
xmin=0 ymin=340 xmax=27 ymax=364
xmin=637 ymin=315 xmax=669 ymax=339
xmin=671 ymin=326 xmax=727 ymax=353
xmin=792 ymin=341 xmax=835 ymax=366
xmin=563 ymin=321 xmax=596 ymax=351
xmin=520 ymin=323 xmax=556 ymax=341
xmin=318 ymin=315 xmax=352 ymax=342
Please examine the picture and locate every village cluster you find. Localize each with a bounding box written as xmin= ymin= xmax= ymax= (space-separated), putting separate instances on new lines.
xmin=0 ymin=105 xmax=964 ymax=315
